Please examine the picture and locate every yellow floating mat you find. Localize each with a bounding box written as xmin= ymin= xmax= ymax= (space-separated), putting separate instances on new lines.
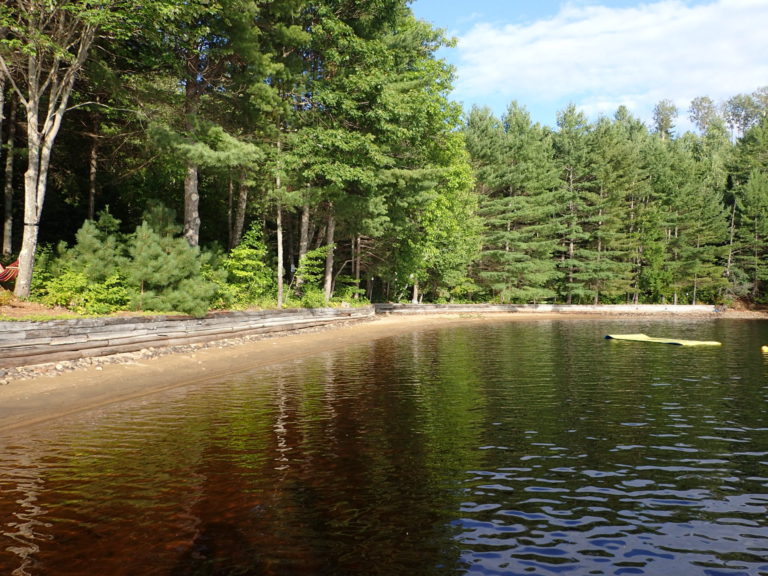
xmin=605 ymin=333 xmax=722 ymax=346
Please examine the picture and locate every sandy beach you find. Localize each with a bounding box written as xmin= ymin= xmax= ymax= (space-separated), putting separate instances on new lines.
xmin=1 ymin=310 xmax=765 ymax=433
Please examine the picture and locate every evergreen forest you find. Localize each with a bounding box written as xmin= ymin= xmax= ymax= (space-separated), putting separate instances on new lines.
xmin=1 ymin=0 xmax=767 ymax=316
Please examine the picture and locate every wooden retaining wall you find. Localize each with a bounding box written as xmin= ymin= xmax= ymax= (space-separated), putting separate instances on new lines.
xmin=374 ymin=303 xmax=720 ymax=315
xmin=0 ymin=307 xmax=374 ymax=369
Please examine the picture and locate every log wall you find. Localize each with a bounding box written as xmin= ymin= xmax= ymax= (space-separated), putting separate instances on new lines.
xmin=373 ymin=303 xmax=719 ymax=315
xmin=0 ymin=307 xmax=374 ymax=369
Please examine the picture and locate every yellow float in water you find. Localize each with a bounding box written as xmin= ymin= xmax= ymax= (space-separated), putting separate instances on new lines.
xmin=762 ymin=345 xmax=768 ymax=353
xmin=605 ymin=334 xmax=722 ymax=347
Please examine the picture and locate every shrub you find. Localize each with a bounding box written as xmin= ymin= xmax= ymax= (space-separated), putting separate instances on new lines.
xmin=299 ymin=286 xmax=327 ymax=309
xmin=126 ymin=222 xmax=216 ymax=317
xmin=221 ymin=224 xmax=274 ymax=307
xmin=79 ymin=274 xmax=130 ymax=314
xmin=0 ymin=288 xmax=14 ymax=306
xmin=39 ymin=270 xmax=89 ymax=309
xmin=331 ymin=275 xmax=367 ymax=303
xmin=293 ymin=244 xmax=332 ymax=290
xmin=32 ymin=207 xmax=217 ymax=317
xmin=39 ymin=270 xmax=129 ymax=314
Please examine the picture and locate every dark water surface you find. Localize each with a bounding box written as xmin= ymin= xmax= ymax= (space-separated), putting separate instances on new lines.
xmin=1 ymin=318 xmax=768 ymax=575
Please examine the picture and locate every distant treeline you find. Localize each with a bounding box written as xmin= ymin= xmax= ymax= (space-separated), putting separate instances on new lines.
xmin=1 ymin=1 xmax=766 ymax=314
xmin=464 ymin=93 xmax=768 ymax=305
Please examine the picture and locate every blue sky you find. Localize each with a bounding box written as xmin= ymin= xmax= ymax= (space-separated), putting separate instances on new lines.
xmin=409 ymin=0 xmax=768 ymax=132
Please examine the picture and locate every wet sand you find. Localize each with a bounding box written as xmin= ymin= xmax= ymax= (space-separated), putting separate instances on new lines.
xmin=0 ymin=311 xmax=763 ymax=433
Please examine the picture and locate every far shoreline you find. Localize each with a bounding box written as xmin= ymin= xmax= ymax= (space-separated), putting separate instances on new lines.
xmin=0 ymin=307 xmax=765 ymax=434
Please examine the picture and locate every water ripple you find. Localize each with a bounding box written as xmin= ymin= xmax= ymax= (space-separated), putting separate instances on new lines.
xmin=1 ymin=319 xmax=767 ymax=575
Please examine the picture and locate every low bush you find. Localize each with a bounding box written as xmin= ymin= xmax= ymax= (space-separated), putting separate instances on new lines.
xmin=33 ymin=208 xmax=218 ymax=317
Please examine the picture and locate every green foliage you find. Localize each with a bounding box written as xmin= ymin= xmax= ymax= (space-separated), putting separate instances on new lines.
xmin=218 ymin=224 xmax=275 ymax=307
xmin=735 ymin=169 xmax=768 ymax=299
xmin=126 ymin=222 xmax=216 ymax=317
xmin=468 ymin=103 xmax=561 ymax=303
xmin=6 ymin=0 xmax=768 ymax=307
xmin=39 ymin=270 xmax=129 ymax=315
xmin=298 ymin=286 xmax=327 ymax=309
xmin=29 ymin=244 xmax=58 ymax=298
xmin=34 ymin=212 xmax=131 ymax=314
xmin=149 ymin=121 xmax=263 ymax=171
xmin=67 ymin=212 xmax=127 ymax=282
xmin=331 ymin=275 xmax=368 ymax=303
xmin=0 ymin=289 xmax=15 ymax=306
xmin=32 ymin=209 xmax=217 ymax=317
xmin=463 ymin=100 xmax=747 ymax=306
xmin=38 ymin=270 xmax=86 ymax=309
xmin=293 ymin=245 xmax=334 ymax=290
xmin=81 ymin=274 xmax=130 ymax=314
xmin=141 ymin=202 xmax=182 ymax=237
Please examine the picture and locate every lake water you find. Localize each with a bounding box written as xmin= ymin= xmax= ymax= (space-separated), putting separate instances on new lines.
xmin=1 ymin=318 xmax=767 ymax=575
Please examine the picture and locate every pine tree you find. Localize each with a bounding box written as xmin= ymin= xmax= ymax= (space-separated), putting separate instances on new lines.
xmin=67 ymin=211 xmax=126 ymax=283
xmin=581 ymin=116 xmax=637 ymax=303
xmin=634 ymin=135 xmax=675 ymax=302
xmin=735 ymin=170 xmax=768 ymax=300
xmin=126 ymin=221 xmax=215 ymax=316
xmin=553 ymin=105 xmax=594 ymax=303
xmin=663 ymin=137 xmax=728 ymax=304
xmin=480 ymin=103 xmax=561 ymax=302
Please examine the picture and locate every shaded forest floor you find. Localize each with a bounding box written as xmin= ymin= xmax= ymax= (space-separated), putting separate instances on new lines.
xmin=0 ymin=296 xmax=76 ymax=320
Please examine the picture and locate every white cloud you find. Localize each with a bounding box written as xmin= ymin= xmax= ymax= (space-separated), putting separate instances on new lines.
xmin=454 ymin=0 xmax=768 ymax=127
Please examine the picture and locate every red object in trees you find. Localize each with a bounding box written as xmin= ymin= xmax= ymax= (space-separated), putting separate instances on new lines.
xmin=0 ymin=260 xmax=19 ymax=283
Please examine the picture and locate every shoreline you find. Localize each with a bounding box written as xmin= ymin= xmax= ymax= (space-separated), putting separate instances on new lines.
xmin=1 ymin=309 xmax=765 ymax=433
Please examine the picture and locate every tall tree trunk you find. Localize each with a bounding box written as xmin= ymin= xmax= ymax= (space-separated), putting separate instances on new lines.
xmin=725 ymin=201 xmax=737 ymax=281
xmin=299 ymin=203 xmax=310 ymax=260
xmin=753 ymin=224 xmax=760 ymax=299
xmin=276 ymin=204 xmax=284 ymax=307
xmin=566 ymin=170 xmax=576 ymax=305
xmin=567 ymin=234 xmax=575 ymax=304
xmin=231 ymin=171 xmax=248 ymax=248
xmin=16 ymin=107 xmax=44 ymax=297
xmin=88 ymin=131 xmax=98 ymax=220
xmin=295 ymin=202 xmax=310 ymax=290
xmin=226 ymin=174 xmax=234 ymax=249
xmin=594 ymin=203 xmax=603 ymax=305
xmin=2 ymin=93 xmax=16 ymax=256
xmin=367 ymin=275 xmax=374 ymax=301
xmin=692 ymin=274 xmax=698 ymax=305
xmin=286 ymin=211 xmax=295 ymax=282
xmin=354 ymin=235 xmax=361 ymax=299
xmin=323 ymin=205 xmax=335 ymax=303
xmin=183 ymin=162 xmax=200 ymax=246
xmin=275 ymin=139 xmax=284 ymax=306
xmin=183 ymin=73 xmax=201 ymax=247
